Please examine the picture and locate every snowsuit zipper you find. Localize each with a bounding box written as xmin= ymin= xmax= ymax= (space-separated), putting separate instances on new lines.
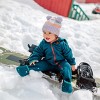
xmin=50 ymin=43 xmax=56 ymax=64
xmin=50 ymin=43 xmax=62 ymax=68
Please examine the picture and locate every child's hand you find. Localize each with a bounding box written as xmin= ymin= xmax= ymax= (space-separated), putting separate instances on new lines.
xmin=30 ymin=60 xmax=38 ymax=66
xmin=71 ymin=65 xmax=76 ymax=71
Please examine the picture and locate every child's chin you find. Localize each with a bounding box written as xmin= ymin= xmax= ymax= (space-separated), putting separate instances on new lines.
xmin=45 ymin=39 xmax=51 ymax=42
xmin=46 ymin=40 xmax=51 ymax=42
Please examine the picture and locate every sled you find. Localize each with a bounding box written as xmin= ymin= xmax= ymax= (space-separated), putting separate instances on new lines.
xmin=42 ymin=73 xmax=100 ymax=97
xmin=0 ymin=46 xmax=100 ymax=98
xmin=0 ymin=47 xmax=28 ymax=65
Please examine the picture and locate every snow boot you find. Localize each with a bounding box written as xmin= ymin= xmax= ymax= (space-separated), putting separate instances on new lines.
xmin=16 ymin=65 xmax=29 ymax=77
xmin=62 ymin=80 xmax=73 ymax=93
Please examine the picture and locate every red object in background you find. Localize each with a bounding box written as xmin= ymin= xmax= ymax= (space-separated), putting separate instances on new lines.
xmin=34 ymin=0 xmax=73 ymax=17
xmin=92 ymin=6 xmax=100 ymax=14
xmin=76 ymin=0 xmax=100 ymax=3
xmin=86 ymin=0 xmax=100 ymax=3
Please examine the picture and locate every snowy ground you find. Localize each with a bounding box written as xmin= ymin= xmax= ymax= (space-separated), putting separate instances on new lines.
xmin=0 ymin=0 xmax=100 ymax=100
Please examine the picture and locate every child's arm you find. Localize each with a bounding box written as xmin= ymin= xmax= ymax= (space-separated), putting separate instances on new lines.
xmin=62 ymin=40 xmax=76 ymax=66
xmin=28 ymin=40 xmax=44 ymax=65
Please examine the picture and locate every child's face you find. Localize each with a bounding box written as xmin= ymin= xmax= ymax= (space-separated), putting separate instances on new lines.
xmin=43 ymin=31 xmax=57 ymax=43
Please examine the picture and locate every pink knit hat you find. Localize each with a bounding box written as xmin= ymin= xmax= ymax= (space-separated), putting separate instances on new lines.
xmin=42 ymin=16 xmax=63 ymax=36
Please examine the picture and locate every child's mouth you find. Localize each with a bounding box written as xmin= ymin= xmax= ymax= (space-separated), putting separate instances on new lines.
xmin=46 ymin=38 xmax=50 ymax=40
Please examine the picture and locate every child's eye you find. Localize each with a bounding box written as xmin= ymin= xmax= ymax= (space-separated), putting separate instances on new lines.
xmin=49 ymin=32 xmax=52 ymax=34
xmin=43 ymin=31 xmax=46 ymax=34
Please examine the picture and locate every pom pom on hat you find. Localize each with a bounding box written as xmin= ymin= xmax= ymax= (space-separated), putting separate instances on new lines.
xmin=56 ymin=17 xmax=62 ymax=23
xmin=46 ymin=16 xmax=52 ymax=20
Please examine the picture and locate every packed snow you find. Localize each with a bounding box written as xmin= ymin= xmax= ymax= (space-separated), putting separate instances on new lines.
xmin=0 ymin=0 xmax=100 ymax=100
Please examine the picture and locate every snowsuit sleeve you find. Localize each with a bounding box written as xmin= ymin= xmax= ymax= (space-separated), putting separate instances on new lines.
xmin=61 ymin=40 xmax=76 ymax=65
xmin=28 ymin=40 xmax=44 ymax=63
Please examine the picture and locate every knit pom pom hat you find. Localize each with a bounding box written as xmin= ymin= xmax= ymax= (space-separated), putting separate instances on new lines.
xmin=42 ymin=16 xmax=63 ymax=36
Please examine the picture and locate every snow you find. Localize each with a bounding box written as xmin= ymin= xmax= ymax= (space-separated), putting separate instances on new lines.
xmin=0 ymin=49 xmax=3 ymax=53
xmin=0 ymin=0 xmax=100 ymax=100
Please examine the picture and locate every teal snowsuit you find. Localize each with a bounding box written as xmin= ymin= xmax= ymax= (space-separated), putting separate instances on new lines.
xmin=16 ymin=37 xmax=76 ymax=93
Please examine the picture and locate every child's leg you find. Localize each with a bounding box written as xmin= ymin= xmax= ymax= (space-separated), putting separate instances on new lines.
xmin=28 ymin=60 xmax=53 ymax=71
xmin=16 ymin=60 xmax=53 ymax=77
xmin=59 ymin=61 xmax=72 ymax=93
